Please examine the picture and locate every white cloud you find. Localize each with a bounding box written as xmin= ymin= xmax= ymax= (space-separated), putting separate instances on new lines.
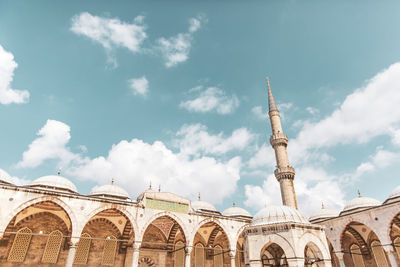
xmin=70 ymin=12 xmax=147 ymax=67
xmin=175 ymin=124 xmax=255 ymax=157
xmin=0 ymin=45 xmax=30 ymax=105
xmin=128 ymin=76 xmax=149 ymax=96
xmin=16 ymin=120 xmax=77 ymax=168
xmin=245 ymin=167 xmax=345 ymax=216
xmin=157 ymin=15 xmax=205 ymax=67
xmin=252 ymin=106 xmax=268 ymax=120
xmin=17 ymin=120 xmax=242 ymax=204
xmin=306 ymin=106 xmax=319 ymax=115
xmin=291 ymin=62 xmax=400 ymax=164
xmin=68 ymin=139 xmax=241 ymax=204
xmin=247 ymin=144 xmax=275 ymax=169
xmin=180 ymin=86 xmax=239 ymax=114
xmin=0 ymin=169 xmax=29 ymax=186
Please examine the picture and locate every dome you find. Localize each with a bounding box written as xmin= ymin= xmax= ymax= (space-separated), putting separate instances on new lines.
xmin=137 ymin=187 xmax=156 ymax=201
xmin=342 ymin=196 xmax=381 ymax=213
xmin=192 ymin=200 xmax=217 ymax=212
xmin=309 ymin=205 xmax=339 ymax=222
xmin=29 ymin=175 xmax=78 ymax=193
xmin=251 ymin=205 xmax=309 ymax=226
xmin=387 ymin=185 xmax=400 ymax=200
xmin=0 ymin=169 xmax=13 ymax=184
xmin=90 ymin=184 xmax=130 ymax=200
xmin=223 ymin=204 xmax=252 ymax=218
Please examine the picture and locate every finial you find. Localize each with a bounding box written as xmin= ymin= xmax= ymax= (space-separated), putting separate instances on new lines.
xmin=149 ymin=181 xmax=152 ymax=190
xmin=111 ymin=178 xmax=115 ymax=185
xmin=321 ymin=202 xmax=325 ymax=209
xmin=198 ymin=192 xmax=201 ymax=201
xmin=266 ymin=76 xmax=278 ymax=112
xmin=158 ymin=185 xmax=161 ymax=192
xmin=57 ymin=169 xmax=61 ymax=176
xmin=358 ymin=190 xmax=361 ymax=197
xmin=233 ymin=201 xmax=236 ymax=207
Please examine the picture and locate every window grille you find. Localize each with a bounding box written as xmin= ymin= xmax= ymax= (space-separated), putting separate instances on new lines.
xmin=73 ymin=233 xmax=91 ymax=265
xmin=174 ymin=241 xmax=185 ymax=267
xmin=101 ymin=235 xmax=117 ymax=266
xmin=42 ymin=230 xmax=63 ymax=263
xmin=8 ymin=227 xmax=32 ymax=262
xmin=195 ymin=243 xmax=204 ymax=267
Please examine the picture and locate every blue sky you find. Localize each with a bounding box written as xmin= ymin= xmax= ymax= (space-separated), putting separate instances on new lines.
xmin=1 ymin=0 xmax=400 ymax=216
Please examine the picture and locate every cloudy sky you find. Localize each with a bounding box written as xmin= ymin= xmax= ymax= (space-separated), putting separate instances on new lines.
xmin=1 ymin=0 xmax=400 ymax=216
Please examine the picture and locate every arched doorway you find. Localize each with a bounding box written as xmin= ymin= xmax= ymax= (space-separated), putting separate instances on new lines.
xmin=0 ymin=201 xmax=72 ymax=265
xmin=341 ymin=221 xmax=388 ymax=267
xmin=235 ymin=230 xmax=245 ymax=267
xmin=140 ymin=215 xmax=186 ymax=267
xmin=389 ymin=211 xmax=400 ymax=264
xmin=261 ymin=243 xmax=288 ymax=267
xmin=191 ymin=221 xmax=230 ymax=267
xmin=74 ymin=208 xmax=134 ymax=266
xmin=304 ymin=242 xmax=324 ymax=267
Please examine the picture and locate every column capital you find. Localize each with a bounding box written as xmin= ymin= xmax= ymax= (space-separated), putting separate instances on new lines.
xmin=185 ymin=246 xmax=192 ymax=255
xmin=132 ymin=243 xmax=141 ymax=252
xmin=229 ymin=250 xmax=236 ymax=258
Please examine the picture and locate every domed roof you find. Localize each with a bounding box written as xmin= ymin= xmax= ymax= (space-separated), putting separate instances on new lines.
xmin=387 ymin=185 xmax=400 ymax=200
xmin=309 ymin=204 xmax=339 ymax=222
xmin=29 ymin=175 xmax=78 ymax=193
xmin=0 ymin=169 xmax=13 ymax=184
xmin=342 ymin=194 xmax=381 ymax=213
xmin=223 ymin=203 xmax=252 ymax=218
xmin=251 ymin=205 xmax=309 ymax=226
xmin=90 ymin=183 xmax=130 ymax=200
xmin=192 ymin=200 xmax=217 ymax=212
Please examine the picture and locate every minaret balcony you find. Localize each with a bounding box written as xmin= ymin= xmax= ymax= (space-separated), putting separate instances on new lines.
xmin=270 ymin=133 xmax=288 ymax=147
xmin=274 ymin=166 xmax=295 ymax=180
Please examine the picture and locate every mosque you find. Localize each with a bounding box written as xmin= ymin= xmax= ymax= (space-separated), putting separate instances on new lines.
xmin=0 ymin=80 xmax=399 ymax=267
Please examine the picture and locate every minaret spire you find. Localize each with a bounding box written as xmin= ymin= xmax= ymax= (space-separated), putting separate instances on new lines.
xmin=267 ymin=77 xmax=278 ymax=112
xmin=267 ymin=78 xmax=298 ymax=209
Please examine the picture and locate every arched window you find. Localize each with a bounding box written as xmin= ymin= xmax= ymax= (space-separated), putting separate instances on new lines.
xmin=195 ymin=243 xmax=205 ymax=267
xmin=42 ymin=230 xmax=63 ymax=263
xmin=8 ymin=227 xmax=32 ymax=262
xmin=371 ymin=240 xmax=388 ymax=267
xmin=350 ymin=244 xmax=365 ymax=267
xmin=213 ymin=245 xmax=223 ymax=266
xmin=74 ymin=233 xmax=91 ymax=265
xmin=101 ymin=235 xmax=117 ymax=266
xmin=261 ymin=250 xmax=274 ymax=266
xmin=174 ymin=241 xmax=185 ymax=267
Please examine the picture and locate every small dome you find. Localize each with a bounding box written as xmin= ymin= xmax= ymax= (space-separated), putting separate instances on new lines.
xmin=29 ymin=175 xmax=78 ymax=193
xmin=137 ymin=187 xmax=156 ymax=201
xmin=192 ymin=200 xmax=217 ymax=212
xmin=223 ymin=205 xmax=252 ymax=218
xmin=309 ymin=205 xmax=339 ymax=222
xmin=0 ymin=169 xmax=13 ymax=184
xmin=387 ymin=185 xmax=400 ymax=200
xmin=342 ymin=196 xmax=381 ymax=213
xmin=90 ymin=184 xmax=130 ymax=200
xmin=251 ymin=205 xmax=309 ymax=226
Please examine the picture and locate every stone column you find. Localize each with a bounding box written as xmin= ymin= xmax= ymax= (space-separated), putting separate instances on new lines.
xmin=185 ymin=247 xmax=192 ymax=267
xmin=336 ymin=253 xmax=346 ymax=267
xmin=385 ymin=248 xmax=399 ymax=267
xmin=65 ymin=242 xmax=78 ymax=267
xmin=131 ymin=244 xmax=140 ymax=267
xmin=229 ymin=251 xmax=236 ymax=267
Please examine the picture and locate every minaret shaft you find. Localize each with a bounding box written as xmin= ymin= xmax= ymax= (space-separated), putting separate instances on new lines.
xmin=267 ymin=79 xmax=298 ymax=209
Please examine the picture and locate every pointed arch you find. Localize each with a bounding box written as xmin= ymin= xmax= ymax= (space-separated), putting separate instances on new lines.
xmin=174 ymin=241 xmax=185 ymax=267
xmin=7 ymin=227 xmax=32 ymax=262
xmin=195 ymin=242 xmax=205 ymax=267
xmin=42 ymin=230 xmax=63 ymax=263
xmin=189 ymin=217 xmax=232 ymax=250
xmin=73 ymin=233 xmax=91 ymax=265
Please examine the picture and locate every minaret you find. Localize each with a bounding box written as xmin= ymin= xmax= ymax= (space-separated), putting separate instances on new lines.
xmin=267 ymin=78 xmax=298 ymax=209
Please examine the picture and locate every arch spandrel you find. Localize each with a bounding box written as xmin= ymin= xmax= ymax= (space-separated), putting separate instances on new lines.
xmin=0 ymin=196 xmax=78 ymax=237
xmin=138 ymin=211 xmax=190 ymax=244
xmin=189 ymin=217 xmax=233 ymax=250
